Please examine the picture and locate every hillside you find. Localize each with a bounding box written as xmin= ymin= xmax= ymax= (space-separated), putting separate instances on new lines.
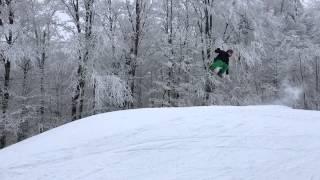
xmin=1 ymin=106 xmax=320 ymax=180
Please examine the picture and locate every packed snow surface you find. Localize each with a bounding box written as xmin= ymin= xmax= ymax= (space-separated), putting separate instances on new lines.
xmin=1 ymin=106 xmax=320 ymax=180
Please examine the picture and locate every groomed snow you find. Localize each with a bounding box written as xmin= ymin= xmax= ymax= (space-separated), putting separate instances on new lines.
xmin=1 ymin=106 xmax=320 ymax=180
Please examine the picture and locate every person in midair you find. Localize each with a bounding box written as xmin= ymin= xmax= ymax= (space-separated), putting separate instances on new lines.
xmin=209 ymin=48 xmax=233 ymax=78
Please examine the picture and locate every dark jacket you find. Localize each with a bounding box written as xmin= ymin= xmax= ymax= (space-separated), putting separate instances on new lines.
xmin=214 ymin=48 xmax=231 ymax=65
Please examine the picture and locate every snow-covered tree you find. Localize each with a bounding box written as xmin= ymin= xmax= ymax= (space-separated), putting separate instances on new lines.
xmin=2 ymin=0 xmax=320 ymax=148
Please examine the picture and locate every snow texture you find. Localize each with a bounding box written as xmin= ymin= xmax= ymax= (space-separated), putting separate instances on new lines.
xmin=1 ymin=106 xmax=320 ymax=180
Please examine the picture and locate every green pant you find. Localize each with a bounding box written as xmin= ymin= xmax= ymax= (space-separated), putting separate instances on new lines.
xmin=209 ymin=60 xmax=228 ymax=74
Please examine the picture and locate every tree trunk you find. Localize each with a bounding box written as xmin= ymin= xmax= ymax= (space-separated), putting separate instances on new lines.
xmin=299 ymin=54 xmax=307 ymax=108
xmin=71 ymin=68 xmax=81 ymax=120
xmin=2 ymin=61 xmax=10 ymax=117
xmin=18 ymin=58 xmax=31 ymax=142
xmin=39 ymin=50 xmax=46 ymax=132
xmin=316 ymin=57 xmax=319 ymax=93
xmin=280 ymin=0 xmax=285 ymax=13
xmin=204 ymin=0 xmax=213 ymax=60
xmin=70 ymin=0 xmax=81 ymax=120
xmin=0 ymin=0 xmax=14 ymax=148
xmin=108 ymin=0 xmax=117 ymax=73
xmin=169 ymin=0 xmax=173 ymax=45
xmin=92 ymin=78 xmax=96 ymax=113
xmin=71 ymin=0 xmax=94 ymax=120
xmin=1 ymin=0 xmax=14 ymax=118
xmin=316 ymin=57 xmax=319 ymax=109
xmin=127 ymin=0 xmax=144 ymax=107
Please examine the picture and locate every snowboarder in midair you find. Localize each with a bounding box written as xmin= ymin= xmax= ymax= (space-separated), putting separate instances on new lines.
xmin=209 ymin=48 xmax=233 ymax=78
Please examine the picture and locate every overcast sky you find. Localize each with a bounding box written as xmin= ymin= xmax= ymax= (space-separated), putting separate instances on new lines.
xmin=301 ymin=0 xmax=320 ymax=6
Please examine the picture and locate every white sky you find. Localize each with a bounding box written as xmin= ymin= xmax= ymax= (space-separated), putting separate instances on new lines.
xmin=301 ymin=0 xmax=320 ymax=6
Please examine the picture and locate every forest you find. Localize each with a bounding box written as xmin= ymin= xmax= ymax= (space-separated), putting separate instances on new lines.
xmin=0 ymin=0 xmax=319 ymax=148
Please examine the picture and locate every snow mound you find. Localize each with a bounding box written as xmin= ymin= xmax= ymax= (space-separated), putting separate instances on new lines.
xmin=1 ymin=106 xmax=320 ymax=180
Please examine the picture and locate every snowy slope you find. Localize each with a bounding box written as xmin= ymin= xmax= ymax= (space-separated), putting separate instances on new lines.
xmin=1 ymin=106 xmax=320 ymax=180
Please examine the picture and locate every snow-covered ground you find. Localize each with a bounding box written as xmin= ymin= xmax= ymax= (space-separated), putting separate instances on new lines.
xmin=1 ymin=106 xmax=320 ymax=180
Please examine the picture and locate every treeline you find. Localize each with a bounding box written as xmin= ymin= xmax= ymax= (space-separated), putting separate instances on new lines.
xmin=0 ymin=0 xmax=319 ymax=148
